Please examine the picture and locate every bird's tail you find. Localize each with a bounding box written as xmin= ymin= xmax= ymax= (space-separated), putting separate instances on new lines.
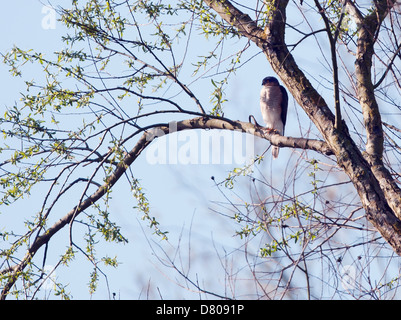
xmin=272 ymin=146 xmax=279 ymax=159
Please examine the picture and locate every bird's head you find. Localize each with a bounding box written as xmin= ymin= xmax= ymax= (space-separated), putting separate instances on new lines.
xmin=262 ymin=76 xmax=279 ymax=87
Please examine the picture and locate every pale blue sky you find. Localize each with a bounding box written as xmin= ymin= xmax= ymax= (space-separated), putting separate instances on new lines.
xmin=0 ymin=1 xmax=278 ymax=299
xmin=0 ymin=0 xmax=377 ymax=300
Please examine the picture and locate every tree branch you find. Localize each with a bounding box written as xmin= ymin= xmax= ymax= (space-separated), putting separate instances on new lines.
xmin=0 ymin=115 xmax=332 ymax=299
xmin=344 ymin=1 xmax=401 ymax=220
xmin=345 ymin=0 xmax=396 ymax=164
xmin=314 ymin=0 xmax=345 ymax=131
xmin=204 ymin=0 xmax=401 ymax=255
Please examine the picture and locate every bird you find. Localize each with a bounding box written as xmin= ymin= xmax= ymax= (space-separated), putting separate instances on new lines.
xmin=260 ymin=76 xmax=288 ymax=159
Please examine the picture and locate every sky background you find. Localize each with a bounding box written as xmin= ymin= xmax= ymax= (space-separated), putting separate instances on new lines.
xmin=0 ymin=0 xmax=376 ymax=300
xmin=0 ymin=1 xmax=276 ymax=299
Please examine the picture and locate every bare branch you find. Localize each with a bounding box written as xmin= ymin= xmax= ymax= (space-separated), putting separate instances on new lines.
xmin=314 ymin=0 xmax=346 ymax=131
xmin=0 ymin=114 xmax=332 ymax=299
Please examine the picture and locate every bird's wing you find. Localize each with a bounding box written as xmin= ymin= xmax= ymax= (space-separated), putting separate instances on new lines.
xmin=279 ymin=85 xmax=288 ymax=131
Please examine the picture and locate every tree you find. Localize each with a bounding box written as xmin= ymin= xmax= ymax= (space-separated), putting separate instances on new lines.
xmin=1 ymin=0 xmax=401 ymax=299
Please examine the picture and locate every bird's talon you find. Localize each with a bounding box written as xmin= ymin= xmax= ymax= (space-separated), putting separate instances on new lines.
xmin=262 ymin=127 xmax=278 ymax=134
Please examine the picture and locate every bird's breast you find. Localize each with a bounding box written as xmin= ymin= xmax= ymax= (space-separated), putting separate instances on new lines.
xmin=260 ymin=86 xmax=282 ymax=108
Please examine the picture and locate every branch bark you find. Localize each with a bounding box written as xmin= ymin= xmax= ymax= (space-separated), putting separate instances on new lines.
xmin=3 ymin=0 xmax=401 ymax=300
xmin=0 ymin=115 xmax=330 ymax=299
xmin=204 ymin=0 xmax=401 ymax=254
xmin=344 ymin=0 xmax=401 ymax=220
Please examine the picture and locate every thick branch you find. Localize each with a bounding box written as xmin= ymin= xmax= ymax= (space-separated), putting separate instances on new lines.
xmin=205 ymin=0 xmax=401 ymax=255
xmin=205 ymin=1 xmax=335 ymax=145
xmin=345 ymin=0 xmax=396 ymax=164
xmin=0 ymin=116 xmax=331 ymax=299
xmin=346 ymin=3 xmax=382 ymax=162
xmin=344 ymin=1 xmax=401 ymax=219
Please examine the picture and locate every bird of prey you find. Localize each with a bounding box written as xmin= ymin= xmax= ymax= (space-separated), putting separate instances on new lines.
xmin=260 ymin=76 xmax=288 ymax=159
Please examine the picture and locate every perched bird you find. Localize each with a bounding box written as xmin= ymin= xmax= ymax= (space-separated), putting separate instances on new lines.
xmin=260 ymin=76 xmax=288 ymax=159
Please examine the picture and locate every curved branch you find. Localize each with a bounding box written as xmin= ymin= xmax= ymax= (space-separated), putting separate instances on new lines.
xmin=0 ymin=115 xmax=331 ymax=299
xmin=204 ymin=0 xmax=401 ymax=255
xmin=204 ymin=0 xmax=336 ymax=138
